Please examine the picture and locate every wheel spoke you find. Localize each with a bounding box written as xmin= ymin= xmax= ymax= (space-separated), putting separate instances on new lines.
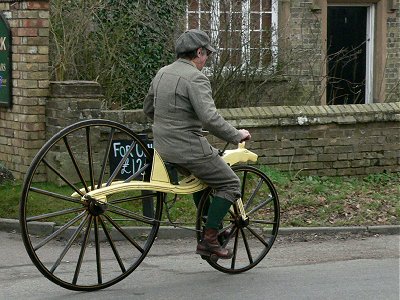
xmin=251 ymin=219 xmax=277 ymax=225
xmin=50 ymin=213 xmax=89 ymax=273
xmin=103 ymin=214 xmax=144 ymax=254
xmin=86 ymin=127 xmax=95 ymax=191
xmin=42 ymin=159 xmax=85 ymax=197
xmin=108 ymin=204 xmax=156 ymax=225
xmin=230 ymin=228 xmax=239 ymax=270
xmin=244 ymin=178 xmax=263 ymax=210
xmin=107 ymin=140 xmax=136 ymax=186
xmin=93 ymin=217 xmax=102 ymax=284
xmin=240 ymin=170 xmax=247 ymax=199
xmin=240 ymin=228 xmax=254 ymax=264
xmin=27 ymin=207 xmax=84 ymax=222
xmin=33 ymin=211 xmax=86 ymax=251
xmin=246 ymin=225 xmax=270 ymax=248
xmin=63 ymin=136 xmax=89 ymax=193
xmin=99 ymin=216 xmax=126 ymax=273
xmin=124 ymin=163 xmax=150 ymax=183
xmin=97 ymin=128 xmax=115 ymax=189
xmin=29 ymin=186 xmax=82 ymax=204
xmin=72 ymin=215 xmax=93 ymax=285
xmin=247 ymin=195 xmax=274 ymax=216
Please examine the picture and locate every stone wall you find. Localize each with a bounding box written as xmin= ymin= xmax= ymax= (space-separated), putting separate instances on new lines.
xmin=47 ymin=82 xmax=399 ymax=177
xmin=0 ymin=1 xmax=49 ymax=179
xmin=106 ymin=103 xmax=400 ymax=177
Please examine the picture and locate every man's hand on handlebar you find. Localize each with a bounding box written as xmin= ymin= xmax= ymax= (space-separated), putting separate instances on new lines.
xmin=239 ymin=129 xmax=251 ymax=142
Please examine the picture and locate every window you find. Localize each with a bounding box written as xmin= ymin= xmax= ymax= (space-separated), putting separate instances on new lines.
xmin=186 ymin=0 xmax=278 ymax=70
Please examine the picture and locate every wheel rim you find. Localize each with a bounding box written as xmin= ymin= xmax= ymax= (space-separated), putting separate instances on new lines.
xmin=20 ymin=119 xmax=162 ymax=291
xmin=196 ymin=165 xmax=280 ymax=273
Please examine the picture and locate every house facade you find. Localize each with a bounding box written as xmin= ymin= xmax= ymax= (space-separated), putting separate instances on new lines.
xmin=186 ymin=0 xmax=400 ymax=106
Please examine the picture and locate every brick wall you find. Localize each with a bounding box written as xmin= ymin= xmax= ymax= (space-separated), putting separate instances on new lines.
xmin=280 ymin=0 xmax=324 ymax=106
xmin=0 ymin=1 xmax=49 ymax=179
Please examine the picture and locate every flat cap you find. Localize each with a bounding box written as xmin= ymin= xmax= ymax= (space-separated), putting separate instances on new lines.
xmin=175 ymin=29 xmax=216 ymax=54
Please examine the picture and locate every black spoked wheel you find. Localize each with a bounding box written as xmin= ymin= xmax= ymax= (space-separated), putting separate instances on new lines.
xmin=20 ymin=119 xmax=163 ymax=291
xmin=196 ymin=165 xmax=279 ymax=273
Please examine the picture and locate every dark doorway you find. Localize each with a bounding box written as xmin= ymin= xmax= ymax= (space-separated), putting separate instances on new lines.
xmin=327 ymin=6 xmax=367 ymax=105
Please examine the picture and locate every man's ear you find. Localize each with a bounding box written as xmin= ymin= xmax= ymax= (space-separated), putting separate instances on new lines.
xmin=197 ymin=48 xmax=202 ymax=57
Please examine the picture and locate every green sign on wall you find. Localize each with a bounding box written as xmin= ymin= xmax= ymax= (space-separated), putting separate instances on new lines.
xmin=0 ymin=14 xmax=12 ymax=108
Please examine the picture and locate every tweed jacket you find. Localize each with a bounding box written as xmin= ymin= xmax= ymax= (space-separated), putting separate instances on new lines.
xmin=143 ymin=59 xmax=242 ymax=163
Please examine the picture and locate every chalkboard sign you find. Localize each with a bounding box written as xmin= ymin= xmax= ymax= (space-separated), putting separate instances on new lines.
xmin=109 ymin=137 xmax=153 ymax=180
xmin=0 ymin=14 xmax=12 ymax=107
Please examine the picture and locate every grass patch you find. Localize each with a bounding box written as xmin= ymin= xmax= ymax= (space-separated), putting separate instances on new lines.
xmin=1 ymin=170 xmax=399 ymax=227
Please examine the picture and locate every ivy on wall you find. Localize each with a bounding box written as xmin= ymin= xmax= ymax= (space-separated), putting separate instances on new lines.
xmin=50 ymin=0 xmax=185 ymax=109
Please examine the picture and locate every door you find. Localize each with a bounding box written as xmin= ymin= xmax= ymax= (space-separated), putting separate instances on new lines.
xmin=327 ymin=6 xmax=373 ymax=105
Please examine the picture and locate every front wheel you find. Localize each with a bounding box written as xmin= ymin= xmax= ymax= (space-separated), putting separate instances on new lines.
xmin=20 ymin=119 xmax=163 ymax=291
xmin=196 ymin=165 xmax=280 ymax=273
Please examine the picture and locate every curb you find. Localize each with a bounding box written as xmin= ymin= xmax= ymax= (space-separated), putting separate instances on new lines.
xmin=1 ymin=218 xmax=399 ymax=240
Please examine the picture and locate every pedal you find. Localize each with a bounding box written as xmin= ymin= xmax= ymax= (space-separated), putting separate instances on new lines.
xmin=209 ymin=254 xmax=219 ymax=263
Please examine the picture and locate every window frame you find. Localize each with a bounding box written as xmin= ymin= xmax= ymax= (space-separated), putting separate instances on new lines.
xmin=185 ymin=0 xmax=279 ymax=74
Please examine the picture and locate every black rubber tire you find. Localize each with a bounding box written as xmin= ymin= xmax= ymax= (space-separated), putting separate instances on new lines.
xmin=20 ymin=119 xmax=163 ymax=291
xmin=196 ymin=165 xmax=280 ymax=273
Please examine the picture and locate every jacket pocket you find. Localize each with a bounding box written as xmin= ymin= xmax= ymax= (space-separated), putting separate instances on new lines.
xmin=198 ymin=136 xmax=213 ymax=157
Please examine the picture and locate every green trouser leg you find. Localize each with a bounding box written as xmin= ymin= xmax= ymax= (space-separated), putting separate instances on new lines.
xmin=193 ymin=191 xmax=204 ymax=208
xmin=205 ymin=196 xmax=232 ymax=230
xmin=193 ymin=190 xmax=210 ymax=216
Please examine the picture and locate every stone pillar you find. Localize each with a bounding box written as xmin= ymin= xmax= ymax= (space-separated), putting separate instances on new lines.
xmin=47 ymin=81 xmax=103 ymax=138
xmin=46 ymin=81 xmax=103 ymax=184
xmin=0 ymin=1 xmax=49 ymax=180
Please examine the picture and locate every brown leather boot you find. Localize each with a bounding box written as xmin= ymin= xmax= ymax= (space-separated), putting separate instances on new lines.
xmin=196 ymin=228 xmax=233 ymax=259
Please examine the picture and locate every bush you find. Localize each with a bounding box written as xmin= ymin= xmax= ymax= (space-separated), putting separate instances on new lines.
xmin=50 ymin=0 xmax=185 ymax=109
xmin=0 ymin=162 xmax=14 ymax=185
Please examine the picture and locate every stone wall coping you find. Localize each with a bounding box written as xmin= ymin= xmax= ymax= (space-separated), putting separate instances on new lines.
xmin=101 ymin=102 xmax=400 ymax=127
xmin=50 ymin=81 xmax=104 ymax=98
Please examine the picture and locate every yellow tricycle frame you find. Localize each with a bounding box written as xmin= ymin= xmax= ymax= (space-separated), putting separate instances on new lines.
xmin=82 ymin=142 xmax=258 ymax=203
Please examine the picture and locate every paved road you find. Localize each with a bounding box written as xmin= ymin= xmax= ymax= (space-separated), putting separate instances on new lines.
xmin=0 ymin=231 xmax=398 ymax=300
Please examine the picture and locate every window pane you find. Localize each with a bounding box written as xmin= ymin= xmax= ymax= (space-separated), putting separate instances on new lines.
xmin=262 ymin=13 xmax=271 ymax=30
xmin=219 ymin=0 xmax=231 ymax=11
xmin=200 ymin=12 xmax=211 ymax=31
xmin=231 ymin=49 xmax=242 ymax=65
xmin=188 ymin=0 xmax=199 ymax=11
xmin=231 ymin=31 xmax=242 ymax=49
xmin=231 ymin=0 xmax=242 ymax=12
xmin=231 ymin=13 xmax=242 ymax=30
xmin=202 ymin=0 xmax=212 ymax=11
xmin=250 ymin=13 xmax=261 ymax=30
xmin=250 ymin=0 xmax=261 ymax=12
xmin=261 ymin=48 xmax=272 ymax=65
xmin=250 ymin=49 xmax=260 ymax=67
xmin=261 ymin=30 xmax=271 ymax=47
xmin=250 ymin=31 xmax=260 ymax=48
xmin=262 ymin=0 xmax=272 ymax=11
xmin=188 ymin=14 xmax=199 ymax=29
